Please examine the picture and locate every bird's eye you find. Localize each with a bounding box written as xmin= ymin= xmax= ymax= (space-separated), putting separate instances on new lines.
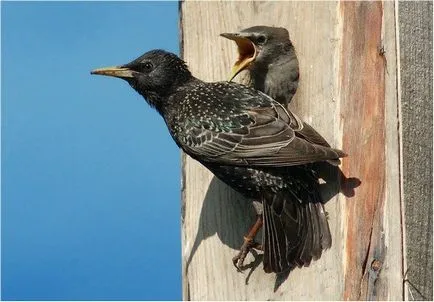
xmin=256 ymin=35 xmax=266 ymax=44
xmin=141 ymin=62 xmax=154 ymax=72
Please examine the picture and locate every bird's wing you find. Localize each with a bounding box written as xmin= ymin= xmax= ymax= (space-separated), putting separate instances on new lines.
xmin=180 ymin=91 xmax=344 ymax=167
xmin=295 ymin=122 xmax=345 ymax=166
xmin=296 ymin=122 xmax=331 ymax=147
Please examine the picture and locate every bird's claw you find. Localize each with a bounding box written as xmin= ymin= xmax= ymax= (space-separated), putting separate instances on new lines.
xmin=232 ymin=237 xmax=262 ymax=272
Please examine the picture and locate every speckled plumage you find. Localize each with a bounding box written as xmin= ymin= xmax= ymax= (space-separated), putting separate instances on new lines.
xmin=91 ymin=49 xmax=345 ymax=273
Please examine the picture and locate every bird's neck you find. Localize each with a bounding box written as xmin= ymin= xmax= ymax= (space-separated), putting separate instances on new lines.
xmin=249 ymin=51 xmax=299 ymax=105
xmin=251 ymin=50 xmax=297 ymax=74
xmin=156 ymin=76 xmax=202 ymax=116
xmin=137 ymin=76 xmax=200 ymax=115
xmin=251 ymin=43 xmax=297 ymax=74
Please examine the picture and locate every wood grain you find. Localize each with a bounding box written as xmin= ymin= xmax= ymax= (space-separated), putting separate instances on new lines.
xmin=398 ymin=1 xmax=433 ymax=300
xmin=180 ymin=1 xmax=402 ymax=300
xmin=339 ymin=2 xmax=402 ymax=300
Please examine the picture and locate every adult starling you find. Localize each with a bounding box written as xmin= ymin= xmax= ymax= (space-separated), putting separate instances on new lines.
xmin=91 ymin=50 xmax=346 ymax=273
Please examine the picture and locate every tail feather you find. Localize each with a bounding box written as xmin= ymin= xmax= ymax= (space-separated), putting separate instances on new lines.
xmin=307 ymin=202 xmax=322 ymax=261
xmin=263 ymin=196 xmax=288 ymax=273
xmin=261 ymin=171 xmax=332 ymax=273
xmin=317 ymin=202 xmax=332 ymax=249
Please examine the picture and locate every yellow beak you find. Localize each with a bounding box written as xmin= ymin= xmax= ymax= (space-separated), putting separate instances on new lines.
xmin=90 ymin=66 xmax=134 ymax=78
xmin=220 ymin=33 xmax=257 ymax=81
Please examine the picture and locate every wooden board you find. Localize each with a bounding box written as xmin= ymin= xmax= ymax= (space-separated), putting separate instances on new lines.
xmin=398 ymin=1 xmax=433 ymax=300
xmin=180 ymin=1 xmax=403 ymax=300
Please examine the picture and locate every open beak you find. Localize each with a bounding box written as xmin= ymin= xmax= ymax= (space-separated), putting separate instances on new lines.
xmin=90 ymin=66 xmax=134 ymax=79
xmin=220 ymin=33 xmax=257 ymax=81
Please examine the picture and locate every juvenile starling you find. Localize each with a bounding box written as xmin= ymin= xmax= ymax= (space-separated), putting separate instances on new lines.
xmin=91 ymin=50 xmax=346 ymax=273
xmin=221 ymin=26 xmax=332 ymax=149
xmin=221 ymin=26 xmax=299 ymax=106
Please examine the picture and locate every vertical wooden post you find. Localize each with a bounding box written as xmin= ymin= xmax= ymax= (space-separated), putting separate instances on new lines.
xmin=180 ymin=1 xmax=403 ymax=300
xmin=398 ymin=1 xmax=433 ymax=300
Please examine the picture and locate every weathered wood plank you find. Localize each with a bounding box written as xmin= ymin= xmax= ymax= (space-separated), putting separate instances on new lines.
xmin=339 ymin=2 xmax=403 ymax=300
xmin=398 ymin=1 xmax=433 ymax=300
xmin=339 ymin=2 xmax=386 ymax=299
xmin=180 ymin=1 xmax=402 ymax=300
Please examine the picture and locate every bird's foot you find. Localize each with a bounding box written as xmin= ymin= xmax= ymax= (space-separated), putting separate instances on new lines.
xmin=232 ymin=236 xmax=263 ymax=272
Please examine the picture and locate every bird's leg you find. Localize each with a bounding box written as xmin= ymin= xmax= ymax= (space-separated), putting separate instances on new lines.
xmin=232 ymin=215 xmax=263 ymax=272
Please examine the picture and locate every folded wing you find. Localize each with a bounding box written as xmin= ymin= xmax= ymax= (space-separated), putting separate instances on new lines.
xmin=180 ymin=86 xmax=345 ymax=167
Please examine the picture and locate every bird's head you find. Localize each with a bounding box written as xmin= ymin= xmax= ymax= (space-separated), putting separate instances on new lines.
xmin=91 ymin=49 xmax=192 ymax=110
xmin=221 ymin=26 xmax=293 ymax=81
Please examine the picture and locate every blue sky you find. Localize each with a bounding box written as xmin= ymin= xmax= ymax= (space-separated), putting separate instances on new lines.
xmin=2 ymin=2 xmax=181 ymax=300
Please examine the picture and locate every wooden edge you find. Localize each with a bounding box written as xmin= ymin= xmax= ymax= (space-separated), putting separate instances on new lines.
xmin=179 ymin=2 xmax=189 ymax=299
xmin=394 ymin=0 xmax=408 ymax=300
xmin=384 ymin=0 xmax=405 ymax=300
